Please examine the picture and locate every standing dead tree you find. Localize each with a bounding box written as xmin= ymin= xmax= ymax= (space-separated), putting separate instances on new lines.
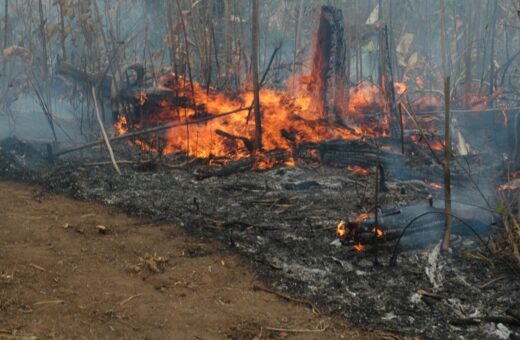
xmin=378 ymin=23 xmax=399 ymax=137
xmin=309 ymin=5 xmax=347 ymax=122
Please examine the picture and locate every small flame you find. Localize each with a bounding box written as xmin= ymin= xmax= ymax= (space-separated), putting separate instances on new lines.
xmin=498 ymin=183 xmax=520 ymax=191
xmin=336 ymin=219 xmax=347 ymax=239
xmin=347 ymin=165 xmax=369 ymax=176
xmin=353 ymin=212 xmax=370 ymax=223
xmin=353 ymin=243 xmax=366 ymax=252
xmin=136 ymin=91 xmax=148 ymax=106
xmin=393 ymin=82 xmax=407 ymax=96
xmin=428 ymin=182 xmax=443 ymax=190
xmin=371 ymin=226 xmax=384 ymax=238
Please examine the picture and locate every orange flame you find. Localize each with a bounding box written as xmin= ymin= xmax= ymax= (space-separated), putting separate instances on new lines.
xmin=498 ymin=183 xmax=520 ymax=191
xmin=347 ymin=165 xmax=370 ymax=176
xmin=353 ymin=212 xmax=370 ymax=223
xmin=427 ymin=182 xmax=443 ymax=190
xmin=371 ymin=226 xmax=384 ymax=238
xmin=115 ymin=72 xmax=401 ymax=167
xmin=336 ymin=220 xmax=347 ymax=239
xmin=353 ymin=243 xmax=366 ymax=252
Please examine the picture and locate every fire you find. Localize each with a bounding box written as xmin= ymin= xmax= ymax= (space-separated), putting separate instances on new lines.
xmin=498 ymin=183 xmax=520 ymax=191
xmin=371 ymin=226 xmax=384 ymax=238
xmin=427 ymin=182 xmax=443 ymax=190
xmin=115 ymin=72 xmax=400 ymax=167
xmin=353 ymin=212 xmax=370 ymax=223
xmin=336 ymin=219 xmax=347 ymax=239
xmin=353 ymin=243 xmax=366 ymax=252
xmin=394 ymin=82 xmax=407 ymax=96
xmin=410 ymin=135 xmax=444 ymax=151
xmin=347 ymin=165 xmax=369 ymax=176
xmin=136 ymin=91 xmax=148 ymax=106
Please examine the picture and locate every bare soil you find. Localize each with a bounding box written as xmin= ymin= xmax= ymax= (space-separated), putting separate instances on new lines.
xmin=0 ymin=181 xmax=374 ymax=340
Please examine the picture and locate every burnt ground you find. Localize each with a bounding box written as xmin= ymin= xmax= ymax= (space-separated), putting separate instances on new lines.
xmin=1 ymin=136 xmax=519 ymax=339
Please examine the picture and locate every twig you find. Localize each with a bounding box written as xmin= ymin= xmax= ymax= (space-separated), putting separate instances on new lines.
xmin=417 ymin=289 xmax=443 ymax=299
xmin=119 ymin=294 xmax=143 ymax=306
xmin=398 ymin=103 xmax=404 ymax=154
xmin=92 ymin=87 xmax=121 ymax=176
xmin=34 ymin=299 xmax=64 ymax=306
xmin=29 ymin=264 xmax=46 ymax=272
xmin=478 ymin=276 xmax=505 ymax=289
xmin=252 ymin=284 xmax=320 ymax=313
xmin=441 ymin=77 xmax=453 ymax=253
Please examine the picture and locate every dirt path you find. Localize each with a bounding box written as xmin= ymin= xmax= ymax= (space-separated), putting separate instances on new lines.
xmin=0 ymin=181 xmax=372 ymax=339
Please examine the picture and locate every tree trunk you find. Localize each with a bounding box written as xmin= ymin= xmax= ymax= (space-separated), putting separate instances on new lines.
xmin=59 ymin=2 xmax=67 ymax=61
xmin=310 ymin=5 xmax=346 ymax=121
xmin=252 ymin=0 xmax=262 ymax=150
xmin=38 ymin=0 xmax=49 ymax=80
xmin=3 ymin=0 xmax=8 ymax=77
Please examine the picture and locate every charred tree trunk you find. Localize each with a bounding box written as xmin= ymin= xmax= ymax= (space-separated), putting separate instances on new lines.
xmin=309 ymin=5 xmax=346 ymax=121
xmin=378 ymin=24 xmax=399 ymax=137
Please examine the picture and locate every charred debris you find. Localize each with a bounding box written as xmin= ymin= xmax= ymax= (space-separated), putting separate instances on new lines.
xmin=0 ymin=1 xmax=520 ymax=338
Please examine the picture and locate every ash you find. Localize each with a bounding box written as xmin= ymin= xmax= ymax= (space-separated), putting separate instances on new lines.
xmin=1 ymin=137 xmax=518 ymax=339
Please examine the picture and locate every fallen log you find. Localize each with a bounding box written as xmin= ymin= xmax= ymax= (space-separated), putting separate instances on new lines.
xmin=194 ymin=158 xmax=252 ymax=180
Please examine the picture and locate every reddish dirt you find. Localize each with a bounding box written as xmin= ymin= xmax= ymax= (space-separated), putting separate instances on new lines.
xmin=0 ymin=181 xmax=376 ymax=339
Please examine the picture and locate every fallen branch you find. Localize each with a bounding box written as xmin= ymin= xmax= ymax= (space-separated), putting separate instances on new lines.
xmin=451 ymin=316 xmax=520 ymax=327
xmin=53 ymin=106 xmax=251 ymax=157
xmin=92 ymin=87 xmax=121 ymax=175
xmin=416 ymin=106 xmax=520 ymax=115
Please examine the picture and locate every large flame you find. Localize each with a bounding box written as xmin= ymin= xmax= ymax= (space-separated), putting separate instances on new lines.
xmin=116 ymin=74 xmax=400 ymax=166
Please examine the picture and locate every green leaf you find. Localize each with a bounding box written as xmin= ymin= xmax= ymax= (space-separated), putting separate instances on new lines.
xmin=496 ymin=201 xmax=506 ymax=216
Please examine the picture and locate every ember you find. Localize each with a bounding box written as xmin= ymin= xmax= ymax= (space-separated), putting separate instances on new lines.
xmin=354 ymin=212 xmax=370 ymax=223
xmin=352 ymin=243 xmax=366 ymax=252
xmin=347 ymin=165 xmax=370 ymax=176
xmin=371 ymin=226 xmax=385 ymax=238
xmin=427 ymin=182 xmax=443 ymax=190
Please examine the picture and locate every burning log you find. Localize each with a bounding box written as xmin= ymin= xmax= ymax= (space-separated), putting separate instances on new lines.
xmin=337 ymin=199 xmax=496 ymax=252
xmin=215 ymin=129 xmax=254 ymax=152
xmin=309 ymin=6 xmax=347 ymax=121
xmin=194 ymin=158 xmax=252 ymax=180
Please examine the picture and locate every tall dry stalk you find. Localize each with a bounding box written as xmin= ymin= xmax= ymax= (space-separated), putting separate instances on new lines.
xmin=441 ymin=77 xmax=453 ymax=253
xmin=252 ymin=0 xmax=262 ymax=150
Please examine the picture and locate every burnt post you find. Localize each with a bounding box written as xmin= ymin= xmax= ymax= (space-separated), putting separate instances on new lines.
xmin=309 ymin=6 xmax=347 ymax=121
